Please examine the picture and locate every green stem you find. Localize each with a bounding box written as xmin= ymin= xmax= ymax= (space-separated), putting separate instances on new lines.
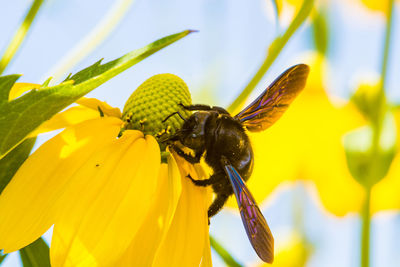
xmin=361 ymin=187 xmax=371 ymax=267
xmin=209 ymin=235 xmax=243 ymax=267
xmin=0 ymin=0 xmax=44 ymax=75
xmin=373 ymin=0 xmax=394 ymax=129
xmin=227 ymin=0 xmax=314 ymax=113
xmin=361 ymin=2 xmax=394 ymax=267
xmin=369 ymin=0 xmax=394 ymax=187
xmin=380 ymin=0 xmax=394 ymax=92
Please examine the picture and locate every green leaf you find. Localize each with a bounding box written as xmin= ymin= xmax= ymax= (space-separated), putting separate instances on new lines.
xmin=0 ymin=30 xmax=194 ymax=159
xmin=344 ymin=113 xmax=397 ymax=188
xmin=312 ymin=7 xmax=329 ymax=54
xmin=0 ymin=137 xmax=36 ymax=193
xmin=0 ymin=75 xmax=21 ymax=103
xmin=19 ymin=238 xmax=50 ymax=267
xmin=41 ymin=77 xmax=52 ymax=88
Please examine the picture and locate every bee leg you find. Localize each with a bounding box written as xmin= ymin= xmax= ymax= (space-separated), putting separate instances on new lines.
xmin=186 ymin=173 xmax=219 ymax=186
xmin=208 ymin=193 xmax=230 ymax=218
xmin=97 ymin=106 xmax=104 ymax=117
xmin=170 ymin=144 xmax=202 ymax=164
xmin=187 ymin=171 xmax=230 ymax=218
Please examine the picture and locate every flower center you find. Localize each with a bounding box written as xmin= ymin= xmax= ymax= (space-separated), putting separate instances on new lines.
xmin=122 ymin=73 xmax=192 ymax=151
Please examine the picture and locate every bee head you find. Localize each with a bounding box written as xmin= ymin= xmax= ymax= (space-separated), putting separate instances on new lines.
xmin=179 ymin=112 xmax=209 ymax=150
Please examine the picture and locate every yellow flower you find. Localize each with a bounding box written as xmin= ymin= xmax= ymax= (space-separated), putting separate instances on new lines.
xmin=227 ymin=52 xmax=400 ymax=216
xmin=0 ymin=78 xmax=212 ymax=266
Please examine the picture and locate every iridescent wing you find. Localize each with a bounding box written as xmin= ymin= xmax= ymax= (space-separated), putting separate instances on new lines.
xmin=234 ymin=64 xmax=309 ymax=132
xmin=222 ymin=162 xmax=274 ymax=263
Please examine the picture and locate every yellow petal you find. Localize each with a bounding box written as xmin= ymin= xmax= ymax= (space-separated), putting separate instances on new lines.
xmin=152 ymin=155 xmax=211 ymax=266
xmin=30 ymin=98 xmax=122 ymax=137
xmin=200 ymin=233 xmax=213 ymax=267
xmin=29 ymin=106 xmax=101 ymax=137
xmin=51 ymin=132 xmax=160 ymax=266
xmin=0 ymin=117 xmax=122 ymax=253
xmin=8 ymin=83 xmax=40 ymax=100
xmin=117 ymin=152 xmax=182 ymax=266
xmin=76 ymin=97 xmax=122 ymax=118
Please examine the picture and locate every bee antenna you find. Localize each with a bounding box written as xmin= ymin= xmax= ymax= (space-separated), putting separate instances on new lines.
xmin=162 ymin=112 xmax=187 ymax=123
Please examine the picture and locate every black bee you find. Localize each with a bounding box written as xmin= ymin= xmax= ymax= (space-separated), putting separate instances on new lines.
xmin=164 ymin=64 xmax=309 ymax=263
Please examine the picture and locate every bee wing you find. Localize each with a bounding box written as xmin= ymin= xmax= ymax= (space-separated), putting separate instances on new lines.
xmin=223 ymin=163 xmax=274 ymax=263
xmin=234 ymin=64 xmax=309 ymax=132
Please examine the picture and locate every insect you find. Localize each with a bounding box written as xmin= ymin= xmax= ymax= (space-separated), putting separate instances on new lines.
xmin=164 ymin=64 xmax=310 ymax=263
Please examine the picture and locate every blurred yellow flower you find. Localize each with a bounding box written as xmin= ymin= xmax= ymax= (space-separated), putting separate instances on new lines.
xmin=356 ymin=0 xmax=398 ymax=14
xmin=0 ymin=89 xmax=212 ymax=266
xmin=229 ymin=52 xmax=400 ymax=216
xmin=371 ymin=110 xmax=400 ymax=212
xmin=279 ymin=0 xmax=303 ymax=10
xmin=274 ymin=0 xmax=326 ymax=14
xmin=270 ymin=0 xmax=304 ymax=20
xmin=257 ymin=233 xmax=312 ymax=267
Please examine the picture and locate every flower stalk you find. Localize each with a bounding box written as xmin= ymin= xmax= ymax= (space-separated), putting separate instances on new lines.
xmin=0 ymin=0 xmax=44 ymax=75
xmin=360 ymin=186 xmax=371 ymax=267
xmin=360 ymin=1 xmax=394 ymax=267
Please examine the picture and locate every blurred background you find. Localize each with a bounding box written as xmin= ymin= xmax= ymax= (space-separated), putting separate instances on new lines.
xmin=1 ymin=0 xmax=399 ymax=266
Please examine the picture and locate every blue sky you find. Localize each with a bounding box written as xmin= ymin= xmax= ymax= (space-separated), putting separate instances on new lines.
xmin=1 ymin=0 xmax=400 ymax=266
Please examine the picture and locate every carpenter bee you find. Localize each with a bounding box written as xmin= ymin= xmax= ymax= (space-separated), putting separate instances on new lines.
xmin=164 ymin=64 xmax=310 ymax=263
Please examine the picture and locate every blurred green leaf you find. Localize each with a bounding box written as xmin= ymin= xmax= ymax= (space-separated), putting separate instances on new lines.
xmin=0 ymin=137 xmax=36 ymax=193
xmin=0 ymin=30 xmax=194 ymax=159
xmin=0 ymin=254 xmax=6 ymax=264
xmin=344 ymin=113 xmax=397 ymax=188
xmin=352 ymin=82 xmax=387 ymax=125
xmin=312 ymin=8 xmax=329 ymax=54
xmin=210 ymin=235 xmax=243 ymax=267
xmin=19 ymin=238 xmax=50 ymax=267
